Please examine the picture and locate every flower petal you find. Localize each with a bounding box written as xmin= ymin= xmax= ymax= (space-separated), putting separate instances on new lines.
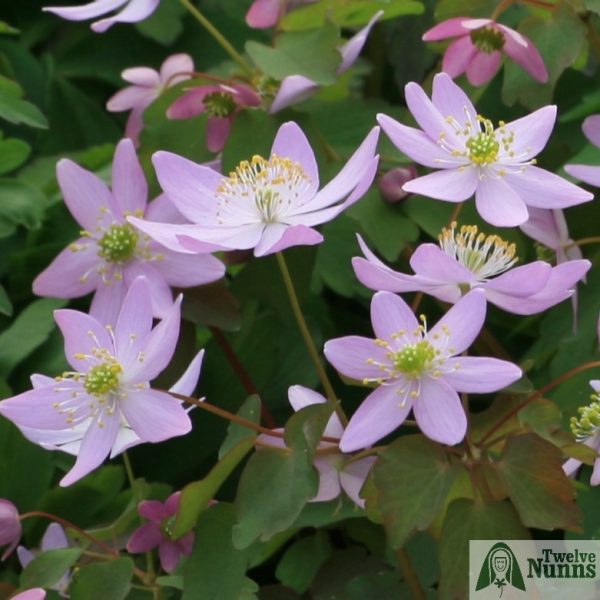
xmin=246 ymin=0 xmax=281 ymax=28
xmin=583 ymin=115 xmax=600 ymax=147
xmin=483 ymin=261 xmax=550 ymax=297
xmin=152 ymin=248 xmax=226 ymax=287
xmin=123 ymin=262 xmax=173 ymax=319
xmin=338 ymin=10 xmax=382 ymax=73
xmin=504 ymin=165 xmax=594 ymax=209
xmin=500 ymin=25 xmax=548 ymax=83
xmin=43 ymin=0 xmax=127 ymax=20
xmin=339 ymin=383 xmax=414 ymax=452
xmin=413 ymin=377 xmax=466 ymax=445
xmin=159 ymin=540 xmax=182 ymax=573
xmin=139 ymin=499 xmax=169 ymax=522
xmin=500 ymin=106 xmax=556 ymax=163
xmin=91 ymin=0 xmax=160 ymax=32
xmin=324 ymin=336 xmax=393 ymax=381
xmin=89 ymin=277 xmax=128 ymax=326
xmin=564 ymin=164 xmax=600 ymax=188
xmin=402 ymin=167 xmax=479 ymax=201
xmin=442 ymin=36 xmax=477 ymax=78
xmin=429 ymin=289 xmax=486 ymax=355
xmin=440 ymin=356 xmax=522 ymax=393
xmin=41 ymin=523 xmax=69 ymax=552
xmin=339 ymin=456 xmax=376 ymax=508
xmin=206 ymin=116 xmax=231 ymax=153
xmin=311 ymin=455 xmax=342 ymax=502
xmin=127 ymin=522 xmax=163 ymax=552
xmin=370 ymin=291 xmax=419 ymax=340
xmin=254 ymin=224 xmax=323 ymax=256
xmin=475 ymin=175 xmax=529 ymax=227
xmin=111 ymin=138 xmax=147 ymax=215
xmin=409 ymin=243 xmax=473 ymax=283
xmin=106 ymin=86 xmax=156 ymax=112
xmin=432 ymin=70 xmax=478 ymax=127
xmin=288 ymin=385 xmax=344 ymax=439
xmin=269 ymin=75 xmax=319 ymax=113
xmin=465 ymin=50 xmax=502 ymax=86
xmin=170 ymin=350 xmax=204 ymax=396
xmin=422 ymin=17 xmax=471 ymax=41
xmin=159 ymin=53 xmax=194 ymax=83
xmin=120 ymin=389 xmax=192 ymax=443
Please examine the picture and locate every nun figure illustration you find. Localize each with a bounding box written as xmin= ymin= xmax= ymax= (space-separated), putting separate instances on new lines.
xmin=476 ymin=542 xmax=526 ymax=597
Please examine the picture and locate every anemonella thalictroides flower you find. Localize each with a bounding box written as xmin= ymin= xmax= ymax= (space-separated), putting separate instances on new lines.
xmin=33 ymin=138 xmax=225 ymax=325
xmin=127 ymin=492 xmax=194 ymax=572
xmin=353 ymin=223 xmax=591 ymax=315
xmin=422 ymin=17 xmax=547 ymax=86
xmin=0 ymin=499 xmax=21 ymax=560
xmin=565 ymin=115 xmax=600 ymax=187
xmin=0 ymin=278 xmax=198 ymax=486
xmin=564 ymin=381 xmax=600 ymax=486
xmin=377 ymin=72 xmax=593 ymax=227
xmin=43 ymin=0 xmax=159 ymax=32
xmin=324 ymin=290 xmax=522 ymax=451
xmin=129 ymin=121 xmax=379 ymax=258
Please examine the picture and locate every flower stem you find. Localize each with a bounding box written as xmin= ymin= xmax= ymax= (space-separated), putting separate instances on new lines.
xmin=447 ymin=201 xmax=463 ymax=226
xmin=167 ymin=391 xmax=342 ymax=444
xmin=395 ymin=548 xmax=427 ymax=600
xmin=563 ymin=236 xmax=600 ymax=250
xmin=20 ymin=511 xmax=118 ymax=557
xmin=491 ymin=0 xmax=514 ymax=20
xmin=178 ymin=0 xmax=254 ymax=76
xmin=275 ymin=252 xmax=348 ymax=426
xmin=476 ymin=360 xmax=600 ymax=447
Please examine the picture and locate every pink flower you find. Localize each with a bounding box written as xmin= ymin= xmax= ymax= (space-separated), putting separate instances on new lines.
xmin=377 ymin=73 xmax=593 ymax=227
xmin=33 ymin=138 xmax=224 ymax=326
xmin=43 ymin=0 xmax=159 ymax=33
xmin=129 ymin=121 xmax=379 ymax=257
xmin=258 ymin=386 xmax=375 ymax=508
xmin=246 ymin=0 xmax=314 ymax=29
xmin=270 ymin=11 xmax=382 ymax=113
xmin=378 ymin=166 xmax=417 ymax=203
xmin=423 ymin=17 xmax=548 ymax=86
xmin=167 ymin=83 xmax=261 ymax=153
xmin=0 ymin=499 xmax=21 ymax=560
xmin=324 ymin=290 xmax=522 ymax=451
xmin=107 ymin=54 xmax=194 ymax=145
xmin=564 ymin=381 xmax=600 ymax=485
xmin=0 ymin=278 xmax=200 ymax=486
xmin=565 ymin=115 xmax=600 ymax=187
xmin=127 ymin=492 xmax=194 ymax=573
xmin=11 ymin=591 xmax=46 ymax=600
xmin=353 ymin=224 xmax=591 ymax=315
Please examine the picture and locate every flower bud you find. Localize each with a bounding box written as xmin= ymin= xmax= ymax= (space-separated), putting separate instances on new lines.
xmin=0 ymin=499 xmax=21 ymax=560
xmin=378 ymin=166 xmax=417 ymax=203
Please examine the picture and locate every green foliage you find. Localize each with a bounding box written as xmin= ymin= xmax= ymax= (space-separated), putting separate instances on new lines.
xmin=69 ymin=558 xmax=134 ymax=600
xmin=20 ymin=548 xmax=82 ymax=589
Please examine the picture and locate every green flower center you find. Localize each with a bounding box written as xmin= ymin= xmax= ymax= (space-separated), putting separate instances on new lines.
xmin=204 ymin=92 xmax=236 ymax=118
xmin=84 ymin=362 xmax=122 ymax=396
xmin=570 ymin=396 xmax=600 ymax=441
xmin=466 ymin=119 xmax=500 ymax=165
xmin=470 ymin=26 xmax=505 ymax=53
xmin=98 ymin=224 xmax=139 ymax=263
xmin=393 ymin=341 xmax=437 ymax=378
xmin=534 ymin=243 xmax=556 ymax=263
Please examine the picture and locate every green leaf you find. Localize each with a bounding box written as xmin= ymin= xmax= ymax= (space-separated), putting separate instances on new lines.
xmin=0 ymin=138 xmax=31 ymax=174
xmin=183 ymin=503 xmax=251 ymax=600
xmin=280 ymin=0 xmax=424 ymax=30
xmin=0 ymin=178 xmax=48 ymax=238
xmin=0 ymin=298 xmax=66 ymax=377
xmin=435 ymin=0 xmax=497 ymax=19
xmin=246 ymin=22 xmax=341 ymax=85
xmin=70 ymin=558 xmax=133 ymax=600
xmin=373 ymin=435 xmax=462 ymax=548
xmin=0 ymin=74 xmax=47 ymax=128
xmin=219 ymin=395 xmax=261 ymax=458
xmin=438 ymin=499 xmax=529 ymax=600
xmin=0 ymin=283 xmax=12 ymax=316
xmin=173 ymin=437 xmax=255 ymax=537
xmin=20 ymin=548 xmax=82 ymax=589
xmin=182 ymin=281 xmax=241 ymax=331
xmin=232 ymin=414 xmax=319 ymax=549
xmin=135 ymin=0 xmax=186 ymax=44
xmin=584 ymin=0 xmax=600 ymax=14
xmin=347 ymin=190 xmax=419 ymax=262
xmin=0 ymin=21 xmax=19 ymax=35
xmin=502 ymin=4 xmax=586 ymax=108
xmin=496 ymin=433 xmax=581 ymax=531
xmin=276 ymin=532 xmax=332 ymax=593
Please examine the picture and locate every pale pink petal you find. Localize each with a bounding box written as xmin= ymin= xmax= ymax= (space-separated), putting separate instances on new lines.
xmin=91 ymin=0 xmax=160 ymax=32
xmin=120 ymin=389 xmax=191 ymax=443
xmin=56 ymin=159 xmax=117 ymax=230
xmin=159 ymin=540 xmax=181 ymax=573
xmin=124 ymin=107 xmax=145 ymax=146
xmin=167 ymin=86 xmax=216 ymax=119
xmin=338 ymin=10 xmax=382 ymax=73
xmin=122 ymin=262 xmax=173 ymax=319
xmin=89 ymin=277 xmax=128 ymax=326
xmin=106 ymin=86 xmax=156 ymax=112
xmin=269 ymin=75 xmax=319 ymax=113
xmin=442 ymin=36 xmax=477 ymax=78
xmin=500 ymin=106 xmax=556 ymax=163
xmin=246 ymin=0 xmax=282 ymax=28
xmin=440 ymin=357 xmax=522 ymax=393
xmin=465 ymin=50 xmax=502 ymax=86
xmin=482 ymin=262 xmax=550 ymax=297
xmin=33 ymin=240 xmax=100 ymax=298
xmin=402 ymin=166 xmax=479 ymax=201
xmin=339 ymin=456 xmax=376 ymax=508
xmin=111 ymin=138 xmax=148 ymax=215
xmin=11 ymin=589 xmax=46 ymax=600
xmin=60 ymin=407 xmax=120 ymax=486
xmin=376 ymin=113 xmax=451 ymax=169
xmin=177 ymin=223 xmax=264 ymax=252
xmin=41 ymin=523 xmax=69 ymax=552
xmin=152 ymin=249 xmax=225 ymax=287
xmin=288 ymin=385 xmax=344 ymax=439
xmin=206 ymin=117 xmax=231 ymax=153
xmin=127 ymin=522 xmax=163 ymax=552
xmin=271 ymin=121 xmax=319 ymax=195
xmin=409 ymin=243 xmax=474 ymax=283
xmin=160 ymin=54 xmax=194 ymax=83
xmin=432 ymin=70 xmax=478 ymax=126
xmin=475 ymin=175 xmax=529 ymax=227
xmin=505 ymin=166 xmax=594 ymax=209
xmin=500 ymin=25 xmax=548 ymax=83
xmin=583 ymin=115 xmax=600 ymax=147
xmin=591 ymin=458 xmax=600 ymax=486
xmin=253 ymin=224 xmax=323 ymax=256
xmin=413 ymin=377 xmax=466 ymax=445
xmin=145 ymin=194 xmax=189 ymax=224
xmin=519 ymin=207 xmax=562 ymax=249
xmin=311 ymin=455 xmax=342 ymax=502
xmin=339 ymin=383 xmax=414 ymax=453
xmin=564 ymin=164 xmax=600 ymax=188
xmin=122 ymin=66 xmax=160 ymax=87
xmin=164 ymin=492 xmax=181 ymax=515
xmin=370 ymin=291 xmax=419 ymax=340
xmin=43 ymin=0 xmax=127 ymax=21
xmin=139 ymin=500 xmax=169 ymax=522
xmin=324 ymin=336 xmax=394 ymax=381
xmin=422 ymin=17 xmax=471 ymax=41
xmin=110 ymin=427 xmax=142 ymax=456
xmin=428 ymin=289 xmax=486 ymax=354
xmin=170 ymin=350 xmax=204 ymax=396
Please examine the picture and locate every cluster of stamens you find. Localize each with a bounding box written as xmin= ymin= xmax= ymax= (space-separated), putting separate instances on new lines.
xmin=83 ymin=362 xmax=122 ymax=396
xmin=570 ymin=395 xmax=600 ymax=441
xmin=216 ymin=153 xmax=311 ymax=224
xmin=203 ymin=91 xmax=236 ymax=118
xmin=465 ymin=118 xmax=500 ymax=165
xmin=439 ymin=222 xmax=518 ymax=279
xmin=470 ymin=26 xmax=505 ymax=54
xmin=98 ymin=223 xmax=139 ymax=263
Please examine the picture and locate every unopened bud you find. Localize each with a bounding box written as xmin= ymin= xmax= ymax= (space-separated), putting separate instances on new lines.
xmin=378 ymin=166 xmax=417 ymax=203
